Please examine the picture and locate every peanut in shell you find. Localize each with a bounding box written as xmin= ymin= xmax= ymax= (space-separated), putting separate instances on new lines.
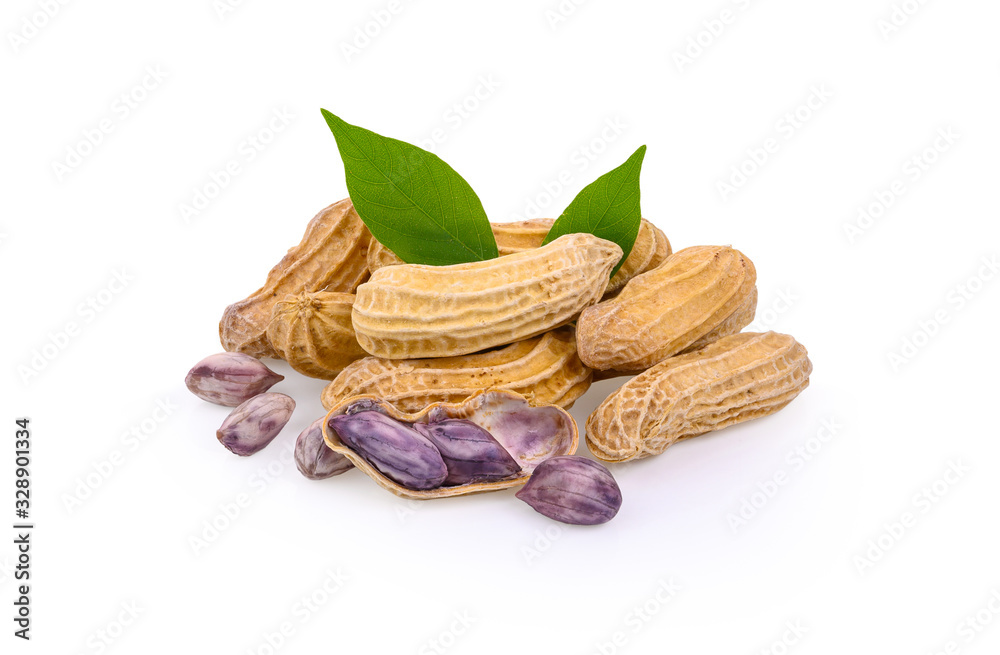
xmin=266 ymin=291 xmax=367 ymax=379
xmin=320 ymin=327 xmax=592 ymax=412
xmin=219 ymin=198 xmax=371 ymax=358
xmin=576 ymin=245 xmax=757 ymax=372
xmin=586 ymin=331 xmax=812 ymax=463
xmin=367 ymin=218 xmax=670 ymax=300
xmin=351 ymin=233 xmax=622 ymax=359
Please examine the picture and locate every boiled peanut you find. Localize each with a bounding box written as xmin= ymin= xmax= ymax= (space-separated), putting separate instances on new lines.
xmin=413 ymin=419 xmax=521 ymax=485
xmin=323 ymin=391 xmax=579 ymax=500
xmin=294 ymin=418 xmax=354 ymax=480
xmin=217 ymin=392 xmax=296 ymax=456
xmin=516 ymin=455 xmax=622 ymax=525
xmin=351 ymin=233 xmax=621 ymax=359
xmin=367 ymin=218 xmax=671 ymax=301
xmin=577 ymin=245 xmax=757 ymax=372
xmin=327 ymin=410 xmax=448 ymax=490
xmin=219 ymin=198 xmax=371 ymax=358
xmin=586 ymin=332 xmax=812 ymax=462
xmin=320 ymin=327 xmax=591 ymax=412
xmin=185 ymin=352 xmax=283 ymax=406
xmin=266 ymin=291 xmax=367 ymax=379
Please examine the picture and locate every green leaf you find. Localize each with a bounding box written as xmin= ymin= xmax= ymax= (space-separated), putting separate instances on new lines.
xmin=321 ymin=109 xmax=499 ymax=266
xmin=542 ymin=145 xmax=647 ymax=277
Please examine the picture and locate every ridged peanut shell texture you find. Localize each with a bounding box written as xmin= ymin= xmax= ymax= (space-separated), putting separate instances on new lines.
xmin=367 ymin=218 xmax=670 ymax=299
xmin=266 ymin=291 xmax=368 ymax=379
xmin=586 ymin=332 xmax=812 ymax=462
xmin=320 ymin=327 xmax=591 ymax=412
xmin=323 ymin=390 xmax=579 ymax=500
xmin=219 ymin=198 xmax=371 ymax=358
xmin=577 ymin=245 xmax=757 ymax=372
xmin=352 ymin=233 xmax=622 ymax=359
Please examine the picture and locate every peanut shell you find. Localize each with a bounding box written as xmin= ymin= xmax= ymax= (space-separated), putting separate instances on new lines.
xmin=577 ymin=245 xmax=757 ymax=372
xmin=320 ymin=327 xmax=591 ymax=412
xmin=219 ymin=198 xmax=371 ymax=358
xmin=266 ymin=291 xmax=367 ymax=379
xmin=323 ymin=390 xmax=579 ymax=500
xmin=586 ymin=331 xmax=812 ymax=462
xmin=352 ymin=233 xmax=622 ymax=359
xmin=367 ymin=218 xmax=670 ymax=300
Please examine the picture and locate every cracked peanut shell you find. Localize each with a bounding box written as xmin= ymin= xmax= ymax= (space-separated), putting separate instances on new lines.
xmin=266 ymin=291 xmax=367 ymax=379
xmin=351 ymin=233 xmax=622 ymax=359
xmin=320 ymin=327 xmax=591 ymax=412
xmin=219 ymin=198 xmax=371 ymax=358
xmin=323 ymin=390 xmax=578 ymax=500
xmin=576 ymin=245 xmax=757 ymax=372
xmin=586 ymin=331 xmax=812 ymax=463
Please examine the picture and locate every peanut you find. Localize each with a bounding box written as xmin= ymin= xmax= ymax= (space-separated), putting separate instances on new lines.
xmin=683 ymin=286 xmax=758 ymax=354
xmin=323 ymin=390 xmax=579 ymax=500
xmin=219 ymin=198 xmax=371 ymax=358
xmin=217 ymin=392 xmax=296 ymax=457
xmin=351 ymin=233 xmax=622 ymax=359
xmin=586 ymin=332 xmax=812 ymax=463
xmin=576 ymin=245 xmax=757 ymax=372
xmin=185 ymin=352 xmax=283 ymax=406
xmin=327 ymin=411 xmax=448 ymax=490
xmin=516 ymin=456 xmax=622 ymax=525
xmin=367 ymin=218 xmax=555 ymax=273
xmin=413 ymin=419 xmax=522 ymax=486
xmin=320 ymin=327 xmax=591 ymax=412
xmin=266 ymin=291 xmax=367 ymax=379
xmin=367 ymin=218 xmax=670 ymax=300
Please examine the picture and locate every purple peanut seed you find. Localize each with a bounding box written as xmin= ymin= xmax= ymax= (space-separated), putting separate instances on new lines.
xmin=327 ymin=411 xmax=447 ymax=490
xmin=515 ymin=456 xmax=622 ymax=525
xmin=413 ymin=419 xmax=521 ymax=485
xmin=216 ymin=392 xmax=295 ymax=456
xmin=294 ymin=417 xmax=353 ymax=480
xmin=185 ymin=352 xmax=283 ymax=407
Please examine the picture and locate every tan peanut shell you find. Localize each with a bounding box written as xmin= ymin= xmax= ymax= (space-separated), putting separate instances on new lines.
xmin=592 ymin=278 xmax=757 ymax=382
xmin=576 ymin=245 xmax=757 ymax=372
xmin=605 ymin=219 xmax=672 ymax=296
xmin=586 ymin=331 xmax=812 ymax=463
xmin=367 ymin=218 xmax=555 ymax=273
xmin=323 ymin=390 xmax=579 ymax=500
xmin=682 ymin=286 xmax=758 ymax=354
xmin=320 ymin=327 xmax=592 ymax=412
xmin=352 ymin=233 xmax=622 ymax=359
xmin=265 ymin=291 xmax=368 ymax=379
xmin=368 ymin=218 xmax=670 ymax=299
xmin=219 ymin=198 xmax=371 ymax=358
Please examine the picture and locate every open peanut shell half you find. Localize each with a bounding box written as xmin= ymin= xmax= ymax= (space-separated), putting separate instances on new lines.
xmin=322 ymin=390 xmax=579 ymax=499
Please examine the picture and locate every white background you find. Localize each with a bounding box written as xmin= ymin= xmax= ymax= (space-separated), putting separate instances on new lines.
xmin=3 ymin=0 xmax=999 ymax=653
